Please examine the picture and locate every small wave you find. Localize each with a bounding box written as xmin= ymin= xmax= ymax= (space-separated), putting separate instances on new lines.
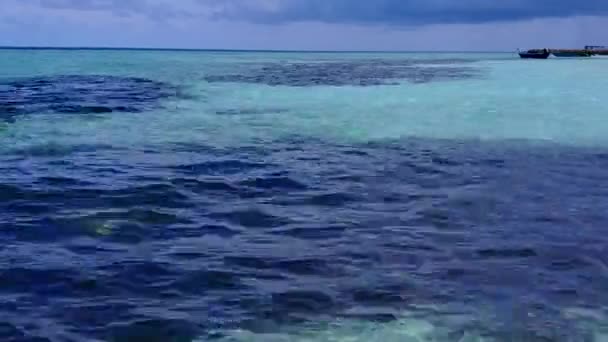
xmin=4 ymin=202 xmax=52 ymax=216
xmin=171 ymin=178 xmax=240 ymax=193
xmin=209 ymin=208 xmax=290 ymax=228
xmin=121 ymin=208 xmax=190 ymax=225
xmin=224 ymin=256 xmax=274 ymax=270
xmin=100 ymin=184 xmax=192 ymax=209
xmin=201 ymin=224 xmax=241 ymax=238
xmin=37 ymin=176 xmax=94 ymax=187
xmin=215 ymin=108 xmax=288 ymax=116
xmin=477 ymin=247 xmax=538 ymax=259
xmin=28 ymin=184 xmax=191 ymax=210
xmin=270 ymin=224 xmax=348 ymax=240
xmin=0 ymin=267 xmax=90 ymax=294
xmin=108 ymin=318 xmax=200 ymax=342
xmin=216 ymin=313 xmax=479 ymax=342
xmin=171 ymin=160 xmax=267 ymax=176
xmin=269 ymin=191 xmax=358 ymax=207
xmin=549 ymin=259 xmax=592 ymax=273
xmin=273 ymin=258 xmax=334 ymax=276
xmin=0 ymin=321 xmax=52 ymax=342
xmin=307 ymin=192 xmax=357 ymax=206
xmin=225 ymin=256 xmax=334 ymax=276
xmin=48 ymin=104 xmax=129 ymax=114
xmin=0 ymin=184 xmax=23 ymax=202
xmin=173 ymin=270 xmax=246 ymax=293
xmin=271 ymin=290 xmax=336 ymax=314
xmin=100 ymin=261 xmax=177 ymax=294
xmin=9 ymin=143 xmax=116 ymax=157
xmin=239 ymin=176 xmax=308 ymax=191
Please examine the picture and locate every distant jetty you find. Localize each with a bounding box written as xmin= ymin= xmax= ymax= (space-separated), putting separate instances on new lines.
xmin=518 ymin=46 xmax=608 ymax=59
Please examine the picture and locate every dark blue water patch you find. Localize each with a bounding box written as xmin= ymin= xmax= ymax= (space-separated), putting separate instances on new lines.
xmin=476 ymin=247 xmax=538 ymax=259
xmin=107 ymin=319 xmax=201 ymax=342
xmin=215 ymin=108 xmax=289 ymax=116
xmin=0 ymin=75 xmax=177 ymax=119
xmin=204 ymin=59 xmax=481 ymax=87
xmin=3 ymin=137 xmax=608 ymax=340
xmin=8 ymin=143 xmax=118 ymax=158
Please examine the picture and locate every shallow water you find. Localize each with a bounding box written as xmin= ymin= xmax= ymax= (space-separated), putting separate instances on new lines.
xmin=1 ymin=49 xmax=608 ymax=341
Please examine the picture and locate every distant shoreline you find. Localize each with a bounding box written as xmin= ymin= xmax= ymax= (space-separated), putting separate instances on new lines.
xmin=0 ymin=46 xmax=510 ymax=53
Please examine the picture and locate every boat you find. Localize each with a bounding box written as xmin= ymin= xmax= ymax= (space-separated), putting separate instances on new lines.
xmin=518 ymin=49 xmax=550 ymax=59
xmin=584 ymin=46 xmax=608 ymax=56
xmin=552 ymin=50 xmax=592 ymax=57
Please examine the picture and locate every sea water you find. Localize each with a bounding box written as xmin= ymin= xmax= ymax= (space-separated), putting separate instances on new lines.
xmin=1 ymin=49 xmax=608 ymax=341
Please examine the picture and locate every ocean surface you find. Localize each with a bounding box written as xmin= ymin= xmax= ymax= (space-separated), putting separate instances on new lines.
xmin=1 ymin=49 xmax=608 ymax=341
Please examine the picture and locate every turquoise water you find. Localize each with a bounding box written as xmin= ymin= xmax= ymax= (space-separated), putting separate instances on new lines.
xmin=2 ymin=49 xmax=608 ymax=341
xmin=3 ymin=50 xmax=608 ymax=150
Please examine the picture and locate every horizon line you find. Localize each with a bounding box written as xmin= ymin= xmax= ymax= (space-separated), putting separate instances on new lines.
xmin=0 ymin=45 xmax=513 ymax=53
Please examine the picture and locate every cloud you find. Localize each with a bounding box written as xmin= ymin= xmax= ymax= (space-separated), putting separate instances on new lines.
xmin=29 ymin=0 xmax=207 ymax=19
xmin=217 ymin=0 xmax=608 ymax=25
xmin=2 ymin=0 xmax=607 ymax=51
xmin=21 ymin=0 xmax=608 ymax=26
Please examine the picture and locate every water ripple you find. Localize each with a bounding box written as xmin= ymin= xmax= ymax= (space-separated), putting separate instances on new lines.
xmin=0 ymin=75 xmax=177 ymax=120
xmin=2 ymin=137 xmax=608 ymax=340
xmin=205 ymin=59 xmax=480 ymax=87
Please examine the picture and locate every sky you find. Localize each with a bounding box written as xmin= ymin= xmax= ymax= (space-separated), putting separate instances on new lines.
xmin=1 ymin=0 xmax=607 ymax=51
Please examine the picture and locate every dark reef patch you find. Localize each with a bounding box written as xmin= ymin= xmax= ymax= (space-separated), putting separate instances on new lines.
xmin=204 ymin=59 xmax=480 ymax=87
xmin=0 ymin=75 xmax=176 ymax=119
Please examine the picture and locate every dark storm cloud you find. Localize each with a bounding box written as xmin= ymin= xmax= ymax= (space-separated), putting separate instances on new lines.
xmin=30 ymin=0 xmax=193 ymax=19
xmin=29 ymin=0 xmax=608 ymax=25
xmin=220 ymin=0 xmax=608 ymax=25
